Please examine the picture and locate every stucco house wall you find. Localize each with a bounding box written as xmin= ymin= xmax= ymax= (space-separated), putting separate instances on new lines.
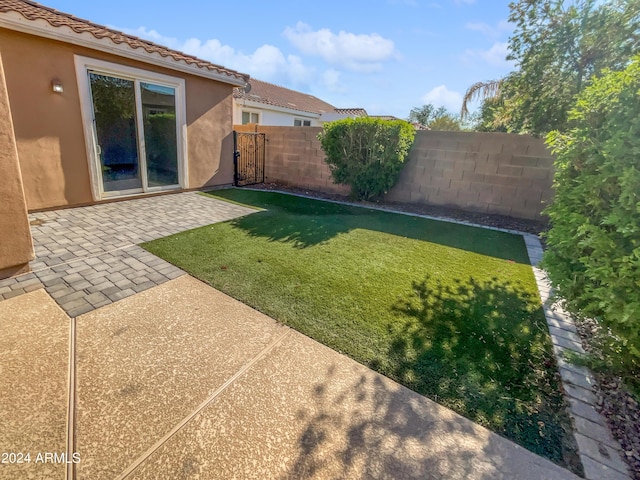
xmin=0 ymin=28 xmax=237 ymax=211
xmin=0 ymin=0 xmax=249 ymax=278
xmin=0 ymin=50 xmax=33 ymax=277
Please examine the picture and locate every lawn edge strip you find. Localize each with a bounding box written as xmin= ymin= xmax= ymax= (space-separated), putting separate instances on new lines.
xmin=198 ymin=189 xmax=265 ymax=211
xmin=236 ymin=187 xmax=532 ymax=237
xmin=525 ymin=237 xmax=631 ymax=480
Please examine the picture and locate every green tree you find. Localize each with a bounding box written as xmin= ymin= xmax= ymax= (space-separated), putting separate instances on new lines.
xmin=408 ymin=104 xmax=462 ymax=131
xmin=543 ymin=57 xmax=640 ymax=387
xmin=461 ymin=0 xmax=640 ymax=136
xmin=429 ymin=114 xmax=462 ymax=131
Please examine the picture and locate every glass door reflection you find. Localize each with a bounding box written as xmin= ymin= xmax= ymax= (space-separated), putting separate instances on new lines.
xmin=140 ymin=82 xmax=179 ymax=188
xmin=89 ymin=72 xmax=142 ymax=193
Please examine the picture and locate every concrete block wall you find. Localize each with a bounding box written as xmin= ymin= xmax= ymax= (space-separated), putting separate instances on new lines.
xmin=387 ymin=131 xmax=554 ymax=220
xmin=233 ymin=126 xmax=554 ymax=220
xmin=236 ymin=125 xmax=349 ymax=195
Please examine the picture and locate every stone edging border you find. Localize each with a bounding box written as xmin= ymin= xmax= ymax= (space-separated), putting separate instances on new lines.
xmin=524 ymin=235 xmax=631 ymax=480
xmin=240 ymin=187 xmax=632 ymax=479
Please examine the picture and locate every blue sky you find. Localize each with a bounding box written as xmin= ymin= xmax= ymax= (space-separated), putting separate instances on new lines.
xmin=45 ymin=0 xmax=516 ymax=118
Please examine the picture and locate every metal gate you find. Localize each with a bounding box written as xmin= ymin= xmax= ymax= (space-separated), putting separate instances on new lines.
xmin=233 ymin=131 xmax=265 ymax=186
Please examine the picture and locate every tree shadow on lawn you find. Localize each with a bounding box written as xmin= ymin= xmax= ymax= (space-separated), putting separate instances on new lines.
xmin=373 ymin=274 xmax=581 ymax=472
xmin=207 ymin=190 xmax=530 ymax=264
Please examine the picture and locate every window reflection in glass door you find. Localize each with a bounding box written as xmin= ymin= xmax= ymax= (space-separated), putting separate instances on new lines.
xmin=140 ymin=82 xmax=179 ymax=187
xmin=89 ymin=73 xmax=142 ymax=193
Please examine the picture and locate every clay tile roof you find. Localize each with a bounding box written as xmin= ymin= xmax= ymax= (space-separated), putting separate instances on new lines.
xmin=334 ymin=108 xmax=368 ymax=117
xmin=234 ymin=79 xmax=337 ymax=115
xmin=370 ymin=115 xmax=401 ymax=121
xmin=0 ymin=0 xmax=248 ymax=83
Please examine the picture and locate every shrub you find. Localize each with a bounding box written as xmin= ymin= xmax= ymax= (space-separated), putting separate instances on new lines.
xmin=318 ymin=118 xmax=415 ymax=201
xmin=543 ymin=56 xmax=640 ymax=383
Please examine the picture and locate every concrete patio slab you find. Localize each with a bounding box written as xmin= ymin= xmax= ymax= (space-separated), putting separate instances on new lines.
xmin=0 ymin=289 xmax=69 ymax=480
xmin=68 ymin=276 xmax=579 ymax=480
xmin=74 ymin=275 xmax=287 ymax=480
xmin=125 ymin=328 xmax=578 ymax=480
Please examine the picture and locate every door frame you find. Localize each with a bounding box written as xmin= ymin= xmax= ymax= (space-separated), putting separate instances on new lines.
xmin=74 ymin=55 xmax=188 ymax=200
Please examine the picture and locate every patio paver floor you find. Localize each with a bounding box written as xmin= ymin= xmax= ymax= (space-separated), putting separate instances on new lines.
xmin=0 ymin=192 xmax=255 ymax=314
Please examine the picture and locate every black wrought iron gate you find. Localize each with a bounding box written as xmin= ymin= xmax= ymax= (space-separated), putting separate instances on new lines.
xmin=233 ymin=131 xmax=265 ymax=186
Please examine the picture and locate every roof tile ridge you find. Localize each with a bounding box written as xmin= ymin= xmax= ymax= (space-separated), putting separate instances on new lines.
xmin=7 ymin=0 xmax=248 ymax=80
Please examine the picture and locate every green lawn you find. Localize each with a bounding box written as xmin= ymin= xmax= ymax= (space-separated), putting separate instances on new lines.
xmin=143 ymin=189 xmax=578 ymax=469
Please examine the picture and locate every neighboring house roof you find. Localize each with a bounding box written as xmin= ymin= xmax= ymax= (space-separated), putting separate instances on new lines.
xmin=234 ymin=79 xmax=336 ymax=115
xmin=0 ymin=0 xmax=249 ymax=85
xmin=370 ymin=115 xmax=401 ymax=121
xmin=334 ymin=108 xmax=368 ymax=117
xmin=319 ymin=107 xmax=369 ymax=123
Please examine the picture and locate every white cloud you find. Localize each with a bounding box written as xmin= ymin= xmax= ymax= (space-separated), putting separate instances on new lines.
xmin=321 ymin=69 xmax=347 ymax=93
xmin=118 ymin=26 xmax=315 ymax=86
xmin=421 ymin=85 xmax=463 ymax=111
xmin=464 ymin=42 xmax=511 ymax=67
xmin=465 ymin=22 xmax=496 ymax=37
xmin=453 ymin=0 xmax=475 ymax=5
xmin=465 ymin=20 xmax=512 ymax=39
xmin=122 ymin=26 xmax=180 ymax=47
xmin=283 ymin=22 xmax=396 ymax=73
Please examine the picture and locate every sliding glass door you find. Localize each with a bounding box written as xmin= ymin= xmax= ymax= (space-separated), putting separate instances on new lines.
xmin=87 ymin=70 xmax=181 ymax=196
xmin=140 ymin=82 xmax=179 ymax=188
xmin=89 ymin=73 xmax=142 ymax=192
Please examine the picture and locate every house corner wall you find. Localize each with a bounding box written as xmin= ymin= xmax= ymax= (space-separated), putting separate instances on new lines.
xmin=0 ymin=52 xmax=34 ymax=278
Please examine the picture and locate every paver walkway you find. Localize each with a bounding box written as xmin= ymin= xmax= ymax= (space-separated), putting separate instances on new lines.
xmin=0 ymin=192 xmax=255 ymax=315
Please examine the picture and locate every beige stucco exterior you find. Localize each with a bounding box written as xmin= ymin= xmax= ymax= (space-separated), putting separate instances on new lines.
xmin=0 ymin=28 xmax=235 ymax=211
xmin=0 ymin=50 xmax=34 ymax=277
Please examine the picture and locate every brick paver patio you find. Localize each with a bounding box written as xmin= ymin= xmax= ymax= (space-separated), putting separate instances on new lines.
xmin=0 ymin=192 xmax=255 ymax=315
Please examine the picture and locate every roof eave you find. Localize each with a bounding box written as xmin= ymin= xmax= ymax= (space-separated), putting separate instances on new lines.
xmin=0 ymin=11 xmax=248 ymax=86
xmin=235 ymin=97 xmax=323 ymax=117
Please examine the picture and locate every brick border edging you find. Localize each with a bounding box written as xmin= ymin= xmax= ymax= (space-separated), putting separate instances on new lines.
xmin=524 ymin=236 xmax=631 ymax=480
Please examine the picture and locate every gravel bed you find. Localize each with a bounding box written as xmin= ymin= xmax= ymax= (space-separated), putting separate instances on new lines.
xmin=244 ymin=182 xmax=640 ymax=478
xmin=572 ymin=317 xmax=640 ymax=479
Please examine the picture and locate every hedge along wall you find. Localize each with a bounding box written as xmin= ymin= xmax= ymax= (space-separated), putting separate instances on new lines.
xmin=233 ymin=125 xmax=554 ymax=221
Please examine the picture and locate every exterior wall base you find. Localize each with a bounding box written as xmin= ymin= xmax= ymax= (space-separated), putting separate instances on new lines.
xmin=0 ymin=263 xmax=30 ymax=281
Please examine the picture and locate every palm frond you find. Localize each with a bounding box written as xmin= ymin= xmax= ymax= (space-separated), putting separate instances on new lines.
xmin=460 ymin=79 xmax=504 ymax=119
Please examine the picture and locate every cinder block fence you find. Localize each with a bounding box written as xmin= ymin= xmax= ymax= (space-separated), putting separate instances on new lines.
xmin=234 ymin=125 xmax=554 ymax=221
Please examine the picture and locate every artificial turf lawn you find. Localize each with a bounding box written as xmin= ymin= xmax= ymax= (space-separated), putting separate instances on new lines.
xmin=143 ymin=189 xmax=578 ymax=468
